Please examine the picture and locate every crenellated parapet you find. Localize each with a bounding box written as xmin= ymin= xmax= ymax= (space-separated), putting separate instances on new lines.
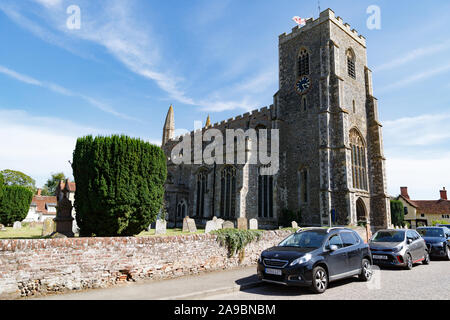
xmin=279 ymin=8 xmax=366 ymax=48
xmin=167 ymin=104 xmax=277 ymax=143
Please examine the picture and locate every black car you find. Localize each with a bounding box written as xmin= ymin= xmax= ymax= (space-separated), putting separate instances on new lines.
xmin=369 ymin=229 xmax=429 ymax=269
xmin=257 ymin=227 xmax=373 ymax=294
xmin=417 ymin=227 xmax=450 ymax=260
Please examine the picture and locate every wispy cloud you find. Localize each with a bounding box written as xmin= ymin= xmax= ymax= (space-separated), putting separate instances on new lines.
xmin=378 ymin=63 xmax=450 ymax=93
xmin=1 ymin=0 xmax=273 ymax=113
xmin=374 ymin=40 xmax=450 ymax=72
xmin=0 ymin=64 xmax=139 ymax=121
xmin=384 ymin=112 xmax=450 ymax=146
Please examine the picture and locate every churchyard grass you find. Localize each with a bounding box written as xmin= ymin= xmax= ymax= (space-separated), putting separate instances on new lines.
xmin=0 ymin=225 xmax=43 ymax=239
xmin=137 ymin=228 xmax=205 ymax=237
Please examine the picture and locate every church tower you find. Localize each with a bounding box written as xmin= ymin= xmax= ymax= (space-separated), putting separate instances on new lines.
xmin=162 ymin=105 xmax=175 ymax=146
xmin=276 ymin=9 xmax=391 ymax=229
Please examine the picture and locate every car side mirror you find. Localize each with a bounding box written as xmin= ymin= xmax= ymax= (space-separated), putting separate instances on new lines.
xmin=329 ymin=244 xmax=339 ymax=252
xmin=407 ymin=238 xmax=413 ymax=244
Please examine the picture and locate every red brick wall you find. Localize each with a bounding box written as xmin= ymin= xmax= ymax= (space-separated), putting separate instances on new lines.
xmin=0 ymin=230 xmax=292 ymax=299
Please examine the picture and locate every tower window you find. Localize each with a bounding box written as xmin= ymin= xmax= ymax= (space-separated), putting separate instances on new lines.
xmin=298 ymin=49 xmax=310 ymax=77
xmin=350 ymin=129 xmax=368 ymax=191
xmin=347 ymin=49 xmax=356 ymax=79
xmin=302 ymin=96 xmax=308 ymax=111
xmin=299 ymin=168 xmax=309 ymax=204
xmin=258 ymin=166 xmax=274 ymax=218
xmin=352 ymin=100 xmax=356 ymax=113
xmin=220 ymin=166 xmax=236 ymax=218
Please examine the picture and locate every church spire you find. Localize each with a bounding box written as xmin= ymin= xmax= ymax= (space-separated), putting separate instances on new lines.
xmin=205 ymin=115 xmax=211 ymax=128
xmin=162 ymin=105 xmax=175 ymax=146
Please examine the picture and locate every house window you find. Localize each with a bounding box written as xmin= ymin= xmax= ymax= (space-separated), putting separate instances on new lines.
xmin=220 ymin=166 xmax=236 ymax=218
xmin=347 ymin=49 xmax=356 ymax=79
xmin=350 ymin=129 xmax=368 ymax=191
xmin=196 ymin=170 xmax=207 ymax=217
xmin=420 ymin=214 xmax=425 ymax=218
xmin=298 ymin=49 xmax=310 ymax=77
xmin=258 ymin=166 xmax=274 ymax=218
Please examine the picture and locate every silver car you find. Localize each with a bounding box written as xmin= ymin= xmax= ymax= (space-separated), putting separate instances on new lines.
xmin=369 ymin=229 xmax=430 ymax=269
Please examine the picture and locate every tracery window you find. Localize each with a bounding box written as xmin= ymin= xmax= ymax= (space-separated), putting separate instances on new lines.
xmin=220 ymin=166 xmax=236 ymax=218
xmin=196 ymin=169 xmax=207 ymax=217
xmin=258 ymin=166 xmax=274 ymax=218
xmin=347 ymin=49 xmax=356 ymax=79
xmin=298 ymin=49 xmax=310 ymax=77
xmin=350 ymin=129 xmax=368 ymax=191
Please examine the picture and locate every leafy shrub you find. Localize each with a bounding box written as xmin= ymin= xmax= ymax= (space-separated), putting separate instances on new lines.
xmin=432 ymin=220 xmax=448 ymax=226
xmin=0 ymin=185 xmax=33 ymax=225
xmin=72 ymin=135 xmax=167 ymax=237
xmin=212 ymin=229 xmax=263 ymax=258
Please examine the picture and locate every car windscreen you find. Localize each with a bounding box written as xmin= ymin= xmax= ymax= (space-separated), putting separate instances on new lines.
xmin=371 ymin=231 xmax=405 ymax=243
xmin=279 ymin=231 xmax=326 ymax=249
xmin=417 ymin=228 xmax=445 ymax=238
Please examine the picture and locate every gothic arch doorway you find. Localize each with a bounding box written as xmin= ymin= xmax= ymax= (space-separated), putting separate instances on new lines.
xmin=356 ymin=198 xmax=367 ymax=222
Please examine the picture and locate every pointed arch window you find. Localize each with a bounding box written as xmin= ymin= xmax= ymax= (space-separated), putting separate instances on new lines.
xmin=298 ymin=49 xmax=310 ymax=77
xmin=177 ymin=200 xmax=187 ymax=218
xmin=258 ymin=166 xmax=274 ymax=218
xmin=350 ymin=129 xmax=368 ymax=191
xmin=196 ymin=169 xmax=207 ymax=217
xmin=220 ymin=166 xmax=236 ymax=218
xmin=347 ymin=49 xmax=356 ymax=79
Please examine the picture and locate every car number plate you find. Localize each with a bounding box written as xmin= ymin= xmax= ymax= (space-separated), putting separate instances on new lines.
xmin=373 ymin=255 xmax=388 ymax=260
xmin=265 ymin=268 xmax=282 ymax=276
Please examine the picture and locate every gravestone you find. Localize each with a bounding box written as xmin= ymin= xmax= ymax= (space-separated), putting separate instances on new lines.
xmin=205 ymin=220 xmax=217 ymax=234
xmin=222 ymin=221 xmax=234 ymax=229
xmin=214 ymin=218 xmax=224 ymax=230
xmin=249 ymin=219 xmax=258 ymax=230
xmin=182 ymin=217 xmax=197 ymax=233
xmin=0 ymin=224 xmax=5 ymax=231
xmin=291 ymin=221 xmax=298 ymax=229
xmin=237 ymin=218 xmax=248 ymax=230
xmin=13 ymin=221 xmax=22 ymax=229
xmin=54 ymin=195 xmax=74 ymax=237
xmin=42 ymin=218 xmax=55 ymax=237
xmin=155 ymin=219 xmax=167 ymax=235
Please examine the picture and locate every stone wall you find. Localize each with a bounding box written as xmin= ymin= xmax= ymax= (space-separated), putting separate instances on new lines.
xmin=0 ymin=230 xmax=292 ymax=299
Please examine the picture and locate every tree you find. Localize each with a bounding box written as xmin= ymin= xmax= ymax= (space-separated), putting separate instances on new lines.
xmin=0 ymin=173 xmax=4 ymax=201
xmin=0 ymin=185 xmax=33 ymax=225
xmin=72 ymin=135 xmax=167 ymax=237
xmin=432 ymin=220 xmax=448 ymax=226
xmin=0 ymin=169 xmax=36 ymax=193
xmin=390 ymin=200 xmax=405 ymax=227
xmin=41 ymin=172 xmax=66 ymax=196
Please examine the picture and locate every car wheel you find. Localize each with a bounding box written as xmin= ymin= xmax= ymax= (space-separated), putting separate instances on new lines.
xmin=405 ymin=253 xmax=413 ymax=270
xmin=311 ymin=266 xmax=328 ymax=294
xmin=422 ymin=251 xmax=430 ymax=265
xmin=359 ymin=258 xmax=373 ymax=281
xmin=446 ymin=246 xmax=450 ymax=261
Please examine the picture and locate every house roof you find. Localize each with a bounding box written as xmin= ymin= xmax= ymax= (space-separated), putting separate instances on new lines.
xmin=397 ymin=195 xmax=418 ymax=208
xmin=413 ymin=200 xmax=450 ymax=215
xmin=31 ymin=195 xmax=57 ymax=215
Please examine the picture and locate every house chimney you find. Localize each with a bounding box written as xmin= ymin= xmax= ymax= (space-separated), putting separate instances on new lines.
xmin=37 ymin=189 xmax=42 ymax=196
xmin=400 ymin=187 xmax=410 ymax=199
xmin=440 ymin=187 xmax=447 ymax=200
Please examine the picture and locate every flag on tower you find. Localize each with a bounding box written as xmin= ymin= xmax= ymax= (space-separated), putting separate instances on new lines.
xmin=292 ymin=16 xmax=307 ymax=26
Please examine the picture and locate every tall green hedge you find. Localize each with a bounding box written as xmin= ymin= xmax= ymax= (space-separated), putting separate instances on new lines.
xmin=0 ymin=185 xmax=33 ymax=226
xmin=72 ymin=135 xmax=167 ymax=237
xmin=390 ymin=200 xmax=405 ymax=227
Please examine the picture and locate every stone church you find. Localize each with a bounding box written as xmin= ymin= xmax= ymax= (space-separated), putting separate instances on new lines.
xmin=161 ymin=9 xmax=391 ymax=230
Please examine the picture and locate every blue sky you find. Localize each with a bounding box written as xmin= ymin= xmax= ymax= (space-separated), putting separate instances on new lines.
xmin=0 ymin=0 xmax=449 ymax=199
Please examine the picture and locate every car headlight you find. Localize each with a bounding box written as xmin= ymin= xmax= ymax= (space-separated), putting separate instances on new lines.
xmin=289 ymin=254 xmax=312 ymax=266
xmin=433 ymin=242 xmax=444 ymax=248
xmin=393 ymin=246 xmax=404 ymax=253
